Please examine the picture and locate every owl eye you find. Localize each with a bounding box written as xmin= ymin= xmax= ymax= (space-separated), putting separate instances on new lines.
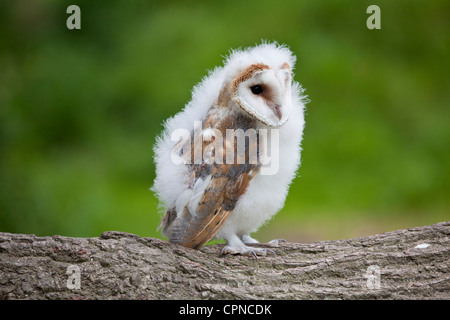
xmin=250 ymin=85 xmax=263 ymax=95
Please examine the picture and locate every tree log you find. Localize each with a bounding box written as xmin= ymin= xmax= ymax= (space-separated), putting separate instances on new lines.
xmin=0 ymin=221 xmax=449 ymax=300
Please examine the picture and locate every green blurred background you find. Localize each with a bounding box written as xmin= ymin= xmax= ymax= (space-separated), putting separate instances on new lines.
xmin=0 ymin=0 xmax=448 ymax=243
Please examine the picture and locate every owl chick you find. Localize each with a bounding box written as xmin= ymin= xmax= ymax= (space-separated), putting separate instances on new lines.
xmin=152 ymin=43 xmax=306 ymax=256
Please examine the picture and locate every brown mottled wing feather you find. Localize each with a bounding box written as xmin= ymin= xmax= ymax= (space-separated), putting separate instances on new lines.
xmin=159 ymin=109 xmax=260 ymax=249
xmin=157 ymin=207 xmax=176 ymax=236
xmin=170 ymin=163 xmax=256 ymax=249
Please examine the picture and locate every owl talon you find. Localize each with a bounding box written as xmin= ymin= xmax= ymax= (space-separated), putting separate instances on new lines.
xmin=246 ymin=250 xmax=259 ymax=259
xmin=220 ymin=245 xmax=239 ymax=256
xmin=243 ymin=247 xmax=268 ymax=258
xmin=220 ymin=244 xmax=268 ymax=258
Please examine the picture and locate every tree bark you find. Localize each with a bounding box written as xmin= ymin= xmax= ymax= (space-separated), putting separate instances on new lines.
xmin=0 ymin=221 xmax=448 ymax=300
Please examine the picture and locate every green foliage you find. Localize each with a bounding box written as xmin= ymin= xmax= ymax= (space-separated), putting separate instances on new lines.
xmin=0 ymin=0 xmax=448 ymax=241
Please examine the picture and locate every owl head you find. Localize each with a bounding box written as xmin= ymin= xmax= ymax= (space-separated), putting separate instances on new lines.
xmin=223 ymin=43 xmax=296 ymax=127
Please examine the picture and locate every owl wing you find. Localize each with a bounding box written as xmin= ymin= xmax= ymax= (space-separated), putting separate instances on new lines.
xmin=164 ymin=162 xmax=257 ymax=249
xmin=157 ymin=108 xmax=261 ymax=249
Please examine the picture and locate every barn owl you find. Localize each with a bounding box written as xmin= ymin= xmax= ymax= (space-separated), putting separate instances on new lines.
xmin=152 ymin=43 xmax=306 ymax=256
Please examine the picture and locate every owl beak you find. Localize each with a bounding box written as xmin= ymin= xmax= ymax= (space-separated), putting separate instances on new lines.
xmin=269 ymin=103 xmax=282 ymax=121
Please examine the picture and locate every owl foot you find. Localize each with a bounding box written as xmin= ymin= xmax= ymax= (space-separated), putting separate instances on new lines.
xmin=221 ymin=234 xmax=276 ymax=258
xmin=220 ymin=244 xmax=271 ymax=258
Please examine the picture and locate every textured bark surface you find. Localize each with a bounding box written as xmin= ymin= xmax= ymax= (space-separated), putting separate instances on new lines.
xmin=0 ymin=221 xmax=449 ymax=300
